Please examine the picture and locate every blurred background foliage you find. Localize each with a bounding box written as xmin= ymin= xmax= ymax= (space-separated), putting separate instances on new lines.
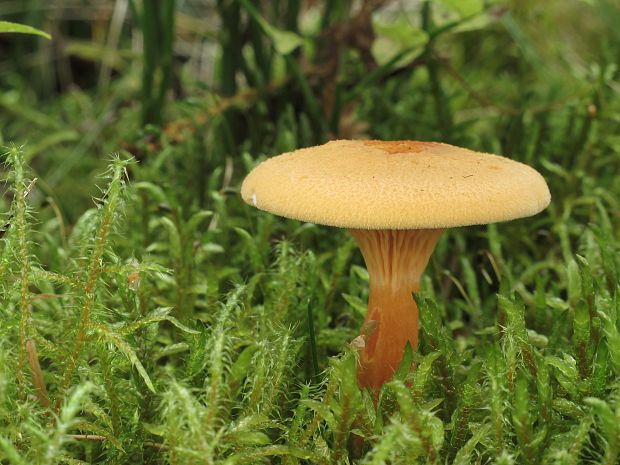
xmin=0 ymin=0 xmax=620 ymax=463
xmin=1 ymin=0 xmax=618 ymax=218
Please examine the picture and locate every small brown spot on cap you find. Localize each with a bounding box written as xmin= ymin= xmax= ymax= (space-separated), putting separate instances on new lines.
xmin=364 ymin=140 xmax=438 ymax=154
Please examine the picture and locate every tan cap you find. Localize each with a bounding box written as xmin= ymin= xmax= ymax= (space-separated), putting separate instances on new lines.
xmin=241 ymin=140 xmax=550 ymax=230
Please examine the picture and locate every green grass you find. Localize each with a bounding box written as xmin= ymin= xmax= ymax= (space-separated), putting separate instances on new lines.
xmin=1 ymin=0 xmax=620 ymax=463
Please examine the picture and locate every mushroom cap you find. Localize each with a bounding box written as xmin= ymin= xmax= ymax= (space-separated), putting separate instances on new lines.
xmin=241 ymin=140 xmax=551 ymax=230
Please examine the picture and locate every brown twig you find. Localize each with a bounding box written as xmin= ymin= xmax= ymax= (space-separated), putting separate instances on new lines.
xmin=70 ymin=434 xmax=106 ymax=442
xmin=26 ymin=339 xmax=50 ymax=408
xmin=69 ymin=435 xmax=166 ymax=450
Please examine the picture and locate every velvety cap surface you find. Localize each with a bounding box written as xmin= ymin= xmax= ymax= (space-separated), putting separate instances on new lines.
xmin=241 ymin=140 xmax=551 ymax=229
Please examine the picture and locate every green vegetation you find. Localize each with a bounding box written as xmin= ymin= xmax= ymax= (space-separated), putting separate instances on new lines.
xmin=1 ymin=0 xmax=619 ymax=463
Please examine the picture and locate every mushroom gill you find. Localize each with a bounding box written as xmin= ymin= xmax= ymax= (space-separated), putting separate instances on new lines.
xmin=349 ymin=228 xmax=444 ymax=390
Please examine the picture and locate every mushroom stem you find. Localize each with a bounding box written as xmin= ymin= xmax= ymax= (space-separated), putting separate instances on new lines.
xmin=349 ymin=228 xmax=443 ymax=391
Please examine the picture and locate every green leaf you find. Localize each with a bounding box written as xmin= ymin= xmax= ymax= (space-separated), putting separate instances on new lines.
xmin=599 ymin=309 xmax=620 ymax=376
xmin=302 ymin=399 xmax=337 ymax=431
xmin=117 ymin=307 xmax=199 ymax=336
xmin=585 ymin=397 xmax=619 ymax=441
xmin=133 ymin=181 xmax=167 ymax=203
xmin=547 ymin=355 xmax=579 ymax=396
xmin=23 ymin=130 xmax=80 ymax=162
xmin=453 ymin=423 xmax=491 ymax=465
xmin=223 ymin=445 xmax=315 ymax=464
xmin=393 ymin=342 xmax=415 ymax=381
xmin=342 ymin=293 xmax=368 ymax=317
xmin=351 ymin=265 xmax=369 ymax=282
xmin=0 ymin=21 xmax=51 ymax=40
xmin=73 ymin=421 xmax=124 ymax=451
xmin=234 ymin=227 xmax=263 ymax=270
xmin=372 ymin=18 xmax=428 ymax=67
xmin=92 ymin=324 xmax=156 ymax=393
xmin=229 ymin=345 xmax=260 ymax=394
xmin=184 ymin=210 xmax=213 ymax=236
xmin=269 ymin=29 xmax=304 ymax=55
xmin=567 ymin=258 xmax=582 ymax=306
xmin=440 ymin=0 xmax=484 ymax=17
xmin=576 ymin=255 xmax=594 ymax=301
xmin=573 ymin=301 xmax=590 ymax=352
xmin=413 ymin=352 xmax=441 ymax=395
xmin=161 ymin=217 xmax=182 ymax=259
xmin=237 ymin=0 xmax=303 ymax=55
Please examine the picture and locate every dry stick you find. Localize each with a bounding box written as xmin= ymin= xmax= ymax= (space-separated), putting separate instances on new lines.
xmin=161 ymin=77 xmax=290 ymax=141
xmin=98 ymin=0 xmax=129 ymax=88
xmin=46 ymin=196 xmax=69 ymax=252
xmin=70 ymin=434 xmax=106 ymax=441
xmin=31 ymin=293 xmax=64 ymax=301
xmin=26 ymin=339 xmax=50 ymax=408
xmin=69 ymin=435 xmax=165 ymax=450
xmin=190 ymin=46 xmax=586 ymax=137
xmin=159 ymin=46 xmax=428 ymax=146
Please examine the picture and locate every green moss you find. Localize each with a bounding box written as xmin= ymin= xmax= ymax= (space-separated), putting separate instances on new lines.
xmin=1 ymin=0 xmax=620 ymax=462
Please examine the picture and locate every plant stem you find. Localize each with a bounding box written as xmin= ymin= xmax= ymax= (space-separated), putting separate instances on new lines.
xmin=422 ymin=0 xmax=453 ymax=140
xmin=55 ymin=162 xmax=125 ymax=411
xmin=349 ymin=228 xmax=443 ymax=390
xmin=306 ymin=295 xmax=319 ymax=380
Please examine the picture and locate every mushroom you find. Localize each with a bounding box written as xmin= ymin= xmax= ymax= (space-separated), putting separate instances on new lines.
xmin=241 ymin=140 xmax=550 ymax=391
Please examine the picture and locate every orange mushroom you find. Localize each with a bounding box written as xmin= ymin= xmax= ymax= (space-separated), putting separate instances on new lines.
xmin=241 ymin=140 xmax=550 ymax=391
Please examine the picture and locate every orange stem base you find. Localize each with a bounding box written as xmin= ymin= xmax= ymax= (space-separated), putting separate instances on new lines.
xmin=349 ymin=229 xmax=443 ymax=391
